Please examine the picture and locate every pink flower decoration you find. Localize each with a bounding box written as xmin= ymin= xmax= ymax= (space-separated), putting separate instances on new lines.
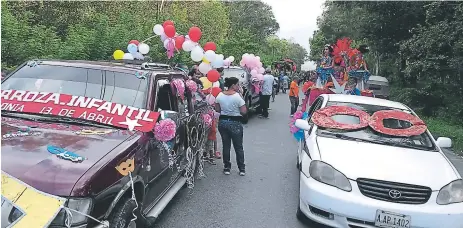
xmin=294 ymin=111 xmax=303 ymax=120
xmin=171 ymin=79 xmax=185 ymax=100
xmin=290 ymin=125 xmax=299 ymax=134
xmin=202 ymin=113 xmax=212 ymax=128
xmin=186 ymin=79 xmax=198 ymax=93
xmin=154 ymin=119 xmax=177 ymax=142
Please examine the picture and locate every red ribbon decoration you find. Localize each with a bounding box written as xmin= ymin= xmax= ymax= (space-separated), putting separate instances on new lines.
xmin=311 ymin=106 xmax=427 ymax=136
xmin=312 ymin=105 xmax=370 ymax=130
xmin=1 ymin=90 xmax=160 ymax=132
xmin=369 ymin=110 xmax=427 ymax=137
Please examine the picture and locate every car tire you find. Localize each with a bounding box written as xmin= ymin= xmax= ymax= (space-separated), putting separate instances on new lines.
xmin=108 ymin=196 xmax=141 ymax=228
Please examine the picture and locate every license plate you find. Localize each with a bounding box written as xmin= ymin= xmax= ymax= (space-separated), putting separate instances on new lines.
xmin=375 ymin=210 xmax=411 ymax=228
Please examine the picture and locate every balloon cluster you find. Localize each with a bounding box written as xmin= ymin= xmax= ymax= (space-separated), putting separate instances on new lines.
xmin=240 ymin=53 xmax=265 ymax=81
xmin=113 ymin=40 xmax=150 ymax=60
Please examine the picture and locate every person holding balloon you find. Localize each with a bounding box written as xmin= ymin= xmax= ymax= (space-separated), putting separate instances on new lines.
xmin=214 ymin=77 xmax=247 ymax=176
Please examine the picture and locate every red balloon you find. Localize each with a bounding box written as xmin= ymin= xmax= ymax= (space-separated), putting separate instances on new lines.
xmin=163 ymin=20 xmax=174 ymax=28
xmin=175 ymin=36 xmax=185 ymax=50
xmin=207 ymin=70 xmax=220 ymax=83
xmin=164 ymin=25 xmax=176 ymax=38
xmin=203 ymin=42 xmax=217 ymax=51
xmin=128 ymin=40 xmax=139 ymax=46
xmin=211 ymin=87 xmax=222 ymax=97
xmin=188 ymin=27 xmax=202 ymax=42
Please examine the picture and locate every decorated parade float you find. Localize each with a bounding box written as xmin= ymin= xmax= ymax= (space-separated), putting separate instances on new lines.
xmin=0 ymin=19 xmax=240 ymax=228
xmin=308 ymin=38 xmax=374 ymax=106
xmin=272 ymin=58 xmax=297 ymax=76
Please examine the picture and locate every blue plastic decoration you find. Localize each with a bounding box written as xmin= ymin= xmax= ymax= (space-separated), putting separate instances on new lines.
xmin=316 ymin=67 xmax=334 ymax=85
xmin=47 ymin=145 xmax=85 ymax=163
xmin=302 ymin=112 xmax=309 ymax=120
xmin=348 ymin=70 xmax=371 ymax=83
xmin=293 ymin=129 xmax=304 ymax=141
xmin=135 ymin=71 xmax=148 ymax=79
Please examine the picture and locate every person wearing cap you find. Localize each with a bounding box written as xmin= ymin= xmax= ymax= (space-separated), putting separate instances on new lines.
xmin=259 ymin=67 xmax=274 ymax=119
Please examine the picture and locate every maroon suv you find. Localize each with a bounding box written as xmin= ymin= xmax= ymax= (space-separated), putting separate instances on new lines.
xmin=1 ymin=60 xmax=209 ymax=228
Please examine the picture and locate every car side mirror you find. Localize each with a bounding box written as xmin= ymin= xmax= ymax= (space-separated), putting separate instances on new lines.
xmin=436 ymin=137 xmax=452 ymax=148
xmin=295 ymin=119 xmax=311 ymax=131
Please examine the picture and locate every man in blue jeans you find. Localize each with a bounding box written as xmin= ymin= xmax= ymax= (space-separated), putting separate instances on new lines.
xmin=259 ymin=68 xmax=274 ymax=118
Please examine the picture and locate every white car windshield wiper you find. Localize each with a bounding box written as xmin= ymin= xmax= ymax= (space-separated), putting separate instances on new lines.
xmin=320 ymin=132 xmax=372 ymax=143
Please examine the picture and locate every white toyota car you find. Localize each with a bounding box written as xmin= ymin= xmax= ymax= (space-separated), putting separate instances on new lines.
xmin=295 ymin=94 xmax=463 ymax=228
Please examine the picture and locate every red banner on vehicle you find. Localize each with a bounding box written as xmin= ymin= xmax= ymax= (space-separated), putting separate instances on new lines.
xmin=1 ymin=90 xmax=159 ymax=132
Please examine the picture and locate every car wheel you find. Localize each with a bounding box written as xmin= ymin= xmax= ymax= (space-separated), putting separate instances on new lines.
xmin=108 ymin=196 xmax=141 ymax=228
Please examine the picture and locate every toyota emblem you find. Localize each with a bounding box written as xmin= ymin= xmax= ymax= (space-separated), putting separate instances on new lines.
xmin=388 ymin=189 xmax=402 ymax=199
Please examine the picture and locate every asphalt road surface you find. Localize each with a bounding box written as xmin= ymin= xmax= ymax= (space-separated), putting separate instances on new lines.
xmin=155 ymin=92 xmax=307 ymax=228
xmin=154 ymin=92 xmax=463 ymax=228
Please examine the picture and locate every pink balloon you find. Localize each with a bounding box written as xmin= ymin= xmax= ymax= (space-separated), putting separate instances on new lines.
xmin=251 ymin=69 xmax=258 ymax=77
xmin=257 ymin=61 xmax=263 ymax=68
xmin=240 ymin=60 xmax=245 ymax=67
xmin=224 ymin=60 xmax=230 ymax=66
xmin=257 ymin=74 xmax=264 ymax=81
xmin=258 ymin=67 xmax=265 ymax=74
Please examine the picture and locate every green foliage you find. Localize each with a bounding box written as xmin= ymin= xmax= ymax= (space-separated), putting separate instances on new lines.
xmin=310 ymin=1 xmax=463 ymax=152
xmin=1 ymin=0 xmax=307 ymax=71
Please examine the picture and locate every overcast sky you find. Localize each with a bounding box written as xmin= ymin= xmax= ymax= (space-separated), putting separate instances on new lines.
xmin=262 ymin=0 xmax=325 ymax=70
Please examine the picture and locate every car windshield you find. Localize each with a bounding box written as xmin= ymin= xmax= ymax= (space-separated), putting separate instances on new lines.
xmin=2 ymin=64 xmax=147 ymax=109
xmin=223 ymin=68 xmax=246 ymax=82
xmin=316 ymin=101 xmax=437 ymax=151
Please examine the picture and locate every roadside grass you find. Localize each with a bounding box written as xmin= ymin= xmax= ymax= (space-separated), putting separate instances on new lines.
xmin=421 ymin=116 xmax=463 ymax=155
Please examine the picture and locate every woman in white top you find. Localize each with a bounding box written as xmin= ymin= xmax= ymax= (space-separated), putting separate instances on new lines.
xmin=214 ymin=77 xmax=247 ymax=176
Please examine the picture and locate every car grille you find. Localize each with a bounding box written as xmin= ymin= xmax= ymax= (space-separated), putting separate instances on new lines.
xmin=356 ymin=178 xmax=432 ymax=204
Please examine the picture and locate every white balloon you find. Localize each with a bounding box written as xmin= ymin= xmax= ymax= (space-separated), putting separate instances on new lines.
xmin=185 ymin=35 xmax=190 ymax=40
xmin=198 ymin=62 xmax=212 ymax=74
xmin=160 ymin=33 xmax=167 ymax=42
xmin=132 ymin=52 xmax=144 ymax=60
xmin=229 ymin=56 xmax=235 ymax=62
xmin=123 ymin=53 xmax=134 ymax=60
xmin=204 ymin=50 xmax=216 ymax=62
xmin=138 ymin=43 xmax=150 ymax=54
xmin=217 ymin=54 xmax=224 ymax=60
xmin=191 ymin=46 xmax=204 ymax=62
xmin=153 ymin=24 xmax=164 ymax=35
xmin=182 ymin=40 xmax=195 ymax=52
xmin=212 ymin=81 xmax=220 ymax=88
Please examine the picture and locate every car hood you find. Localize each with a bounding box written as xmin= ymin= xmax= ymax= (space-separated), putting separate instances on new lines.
xmin=1 ymin=117 xmax=134 ymax=196
xmin=316 ymin=136 xmax=458 ymax=190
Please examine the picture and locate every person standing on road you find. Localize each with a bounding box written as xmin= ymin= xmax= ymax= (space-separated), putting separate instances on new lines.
xmin=272 ymin=76 xmax=278 ymax=102
xmin=281 ymin=72 xmax=289 ymax=94
xmin=215 ymin=77 xmax=247 ymax=176
xmin=289 ymin=77 xmax=300 ymax=117
xmin=259 ymin=67 xmax=274 ymax=119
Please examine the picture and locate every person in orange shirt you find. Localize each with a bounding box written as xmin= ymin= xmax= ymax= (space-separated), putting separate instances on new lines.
xmin=301 ymin=77 xmax=315 ymax=112
xmin=289 ymin=77 xmax=300 ymax=117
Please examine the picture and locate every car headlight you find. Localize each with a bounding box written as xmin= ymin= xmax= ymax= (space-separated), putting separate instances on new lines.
xmin=50 ymin=198 xmax=93 ymax=226
xmin=304 ymin=160 xmax=352 ymax=192
xmin=436 ymin=179 xmax=463 ymax=205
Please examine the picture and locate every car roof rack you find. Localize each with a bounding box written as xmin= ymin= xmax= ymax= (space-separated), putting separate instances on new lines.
xmin=107 ymin=59 xmax=174 ymax=71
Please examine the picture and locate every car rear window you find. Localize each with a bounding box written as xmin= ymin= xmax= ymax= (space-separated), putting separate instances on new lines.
xmin=223 ymin=69 xmax=246 ymax=82
xmin=1 ymin=64 xmax=147 ymax=108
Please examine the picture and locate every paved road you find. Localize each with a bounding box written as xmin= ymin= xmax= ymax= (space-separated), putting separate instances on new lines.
xmin=154 ymin=92 xmax=463 ymax=228
xmin=155 ymin=92 xmax=306 ymax=228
